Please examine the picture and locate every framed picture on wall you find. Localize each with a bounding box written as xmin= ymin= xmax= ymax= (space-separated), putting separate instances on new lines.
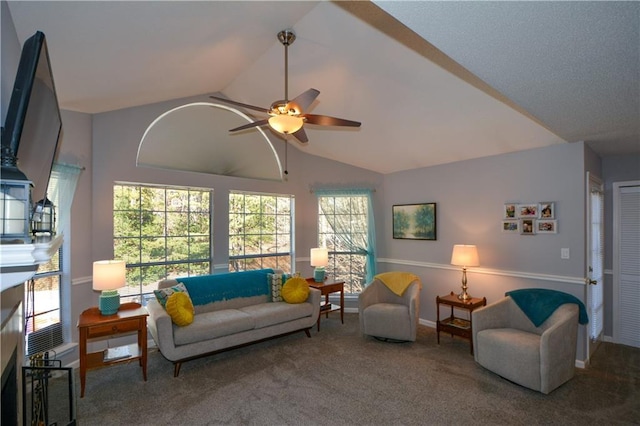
xmin=520 ymin=219 xmax=535 ymax=235
xmin=537 ymin=219 xmax=557 ymax=234
xmin=501 ymin=220 xmax=519 ymax=233
xmin=504 ymin=203 xmax=517 ymax=219
xmin=539 ymin=202 xmax=555 ymax=219
xmin=517 ymin=204 xmax=538 ymax=218
xmin=392 ymin=203 xmax=437 ymax=240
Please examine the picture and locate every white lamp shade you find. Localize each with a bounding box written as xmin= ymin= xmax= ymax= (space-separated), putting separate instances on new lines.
xmin=310 ymin=248 xmax=329 ymax=267
xmin=451 ymin=245 xmax=480 ymax=267
xmin=93 ymin=260 xmax=126 ymax=291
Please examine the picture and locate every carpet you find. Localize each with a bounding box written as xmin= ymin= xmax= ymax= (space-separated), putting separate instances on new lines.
xmin=76 ymin=314 xmax=639 ymax=425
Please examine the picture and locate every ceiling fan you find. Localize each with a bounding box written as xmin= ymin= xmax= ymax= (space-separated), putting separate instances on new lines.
xmin=210 ymin=29 xmax=361 ymax=144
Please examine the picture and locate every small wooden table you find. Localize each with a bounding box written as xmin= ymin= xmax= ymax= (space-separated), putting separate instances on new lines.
xmin=77 ymin=302 xmax=148 ymax=397
xmin=307 ymin=278 xmax=345 ymax=331
xmin=436 ymin=292 xmax=486 ymax=354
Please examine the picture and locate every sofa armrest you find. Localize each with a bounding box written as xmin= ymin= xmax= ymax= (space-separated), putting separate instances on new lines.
xmin=146 ymin=299 xmax=176 ymax=356
xmin=307 ymin=287 xmax=321 ymax=323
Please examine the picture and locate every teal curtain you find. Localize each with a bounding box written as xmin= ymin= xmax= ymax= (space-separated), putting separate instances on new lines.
xmin=315 ymin=189 xmax=377 ymax=284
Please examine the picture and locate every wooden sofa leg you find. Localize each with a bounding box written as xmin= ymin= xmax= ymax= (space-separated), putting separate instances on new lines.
xmin=304 ymin=328 xmax=311 ymax=338
xmin=174 ymin=362 xmax=182 ymax=377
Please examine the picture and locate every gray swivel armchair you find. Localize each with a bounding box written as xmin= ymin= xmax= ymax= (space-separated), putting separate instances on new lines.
xmin=359 ymin=276 xmax=421 ymax=342
xmin=472 ymin=289 xmax=585 ymax=394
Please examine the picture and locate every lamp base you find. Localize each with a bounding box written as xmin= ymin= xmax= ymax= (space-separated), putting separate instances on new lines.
xmin=457 ymin=267 xmax=471 ymax=301
xmin=313 ymin=267 xmax=325 ymax=283
xmin=99 ymin=290 xmax=120 ymax=315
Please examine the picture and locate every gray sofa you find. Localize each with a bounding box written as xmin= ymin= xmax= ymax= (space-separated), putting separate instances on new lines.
xmin=146 ymin=269 xmax=320 ymax=376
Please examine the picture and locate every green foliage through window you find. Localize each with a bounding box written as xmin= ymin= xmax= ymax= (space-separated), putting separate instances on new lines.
xmin=113 ymin=183 xmax=212 ymax=303
xmin=229 ymin=191 xmax=293 ymax=273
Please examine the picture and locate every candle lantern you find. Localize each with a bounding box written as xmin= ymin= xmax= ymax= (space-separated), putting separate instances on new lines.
xmin=1 ymin=150 xmax=33 ymax=243
xmin=32 ymin=197 xmax=56 ymax=236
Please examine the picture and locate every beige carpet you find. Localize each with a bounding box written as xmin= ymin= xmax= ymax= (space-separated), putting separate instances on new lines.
xmin=76 ymin=313 xmax=639 ymax=425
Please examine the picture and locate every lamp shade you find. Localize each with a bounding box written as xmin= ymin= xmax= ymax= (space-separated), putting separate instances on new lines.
xmin=93 ymin=260 xmax=126 ymax=291
xmin=451 ymin=245 xmax=480 ymax=267
xmin=310 ymin=248 xmax=329 ymax=267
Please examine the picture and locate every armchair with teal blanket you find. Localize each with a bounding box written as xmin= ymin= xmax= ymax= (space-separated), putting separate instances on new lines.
xmin=472 ymin=289 xmax=587 ymax=394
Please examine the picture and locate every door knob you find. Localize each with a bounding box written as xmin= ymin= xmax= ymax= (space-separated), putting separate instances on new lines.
xmin=587 ymin=278 xmax=598 ymax=285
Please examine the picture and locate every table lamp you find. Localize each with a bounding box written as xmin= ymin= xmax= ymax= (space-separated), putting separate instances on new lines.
xmin=93 ymin=260 xmax=126 ymax=315
xmin=310 ymin=248 xmax=328 ymax=282
xmin=451 ymin=244 xmax=479 ymax=301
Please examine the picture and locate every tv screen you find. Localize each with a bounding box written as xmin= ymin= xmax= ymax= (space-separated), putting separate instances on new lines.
xmin=1 ymin=31 xmax=62 ymax=209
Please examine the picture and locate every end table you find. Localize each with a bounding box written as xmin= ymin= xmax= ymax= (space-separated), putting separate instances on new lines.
xmin=307 ymin=278 xmax=345 ymax=331
xmin=77 ymin=302 xmax=148 ymax=397
xmin=436 ymin=292 xmax=486 ymax=354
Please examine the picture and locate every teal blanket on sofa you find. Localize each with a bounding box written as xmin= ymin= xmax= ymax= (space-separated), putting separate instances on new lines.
xmin=177 ymin=269 xmax=274 ymax=306
xmin=506 ymin=288 xmax=589 ymax=327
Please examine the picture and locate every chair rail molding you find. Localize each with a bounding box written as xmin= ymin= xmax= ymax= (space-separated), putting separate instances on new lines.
xmin=378 ymin=257 xmax=585 ymax=286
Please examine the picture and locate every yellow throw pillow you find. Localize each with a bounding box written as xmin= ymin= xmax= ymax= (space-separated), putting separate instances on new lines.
xmin=281 ymin=277 xmax=310 ymax=304
xmin=165 ymin=291 xmax=195 ymax=326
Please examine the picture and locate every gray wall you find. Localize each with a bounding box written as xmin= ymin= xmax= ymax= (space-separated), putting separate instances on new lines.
xmin=1 ymin=0 xmax=20 ymax=123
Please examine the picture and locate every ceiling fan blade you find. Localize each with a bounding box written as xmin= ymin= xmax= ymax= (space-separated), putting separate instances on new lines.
xmin=209 ymin=95 xmax=270 ymax=114
xmin=292 ymin=127 xmax=308 ymax=144
xmin=303 ymin=114 xmax=361 ymax=128
xmin=286 ymin=89 xmax=320 ymax=113
xmin=229 ymin=119 xmax=269 ymax=132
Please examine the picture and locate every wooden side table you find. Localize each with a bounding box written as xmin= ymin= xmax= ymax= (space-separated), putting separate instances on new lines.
xmin=436 ymin=292 xmax=486 ymax=354
xmin=307 ymin=278 xmax=345 ymax=331
xmin=77 ymin=302 xmax=148 ymax=397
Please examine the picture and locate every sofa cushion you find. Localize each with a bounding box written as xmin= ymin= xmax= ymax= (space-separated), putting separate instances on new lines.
xmin=173 ymin=309 xmax=255 ymax=346
xmin=282 ymin=277 xmax=310 ymax=304
xmin=165 ymin=292 xmax=195 ymax=326
xmin=154 ymin=282 xmax=190 ymax=308
xmin=267 ymin=273 xmax=291 ymax=302
xmin=239 ymin=302 xmax=313 ymax=329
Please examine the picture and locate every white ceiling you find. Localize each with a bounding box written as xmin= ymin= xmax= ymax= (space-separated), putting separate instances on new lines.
xmin=7 ymin=1 xmax=639 ymax=175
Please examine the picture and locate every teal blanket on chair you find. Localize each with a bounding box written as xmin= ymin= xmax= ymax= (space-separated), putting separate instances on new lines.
xmin=506 ymin=288 xmax=589 ymax=327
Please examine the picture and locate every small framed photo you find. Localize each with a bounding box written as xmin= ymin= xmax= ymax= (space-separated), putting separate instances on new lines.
xmin=501 ymin=220 xmax=519 ymax=233
xmin=517 ymin=204 xmax=538 ymax=218
xmin=537 ymin=219 xmax=557 ymax=234
xmin=539 ymin=202 xmax=555 ymax=219
xmin=503 ymin=203 xmax=517 ymax=219
xmin=520 ymin=219 xmax=536 ymax=235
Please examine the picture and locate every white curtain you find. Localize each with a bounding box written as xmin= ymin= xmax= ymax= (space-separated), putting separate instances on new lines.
xmin=47 ymin=163 xmax=83 ymax=235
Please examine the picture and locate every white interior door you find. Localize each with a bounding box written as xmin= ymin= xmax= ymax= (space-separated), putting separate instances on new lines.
xmin=613 ymin=181 xmax=640 ymax=348
xmin=586 ymin=172 xmax=604 ymax=360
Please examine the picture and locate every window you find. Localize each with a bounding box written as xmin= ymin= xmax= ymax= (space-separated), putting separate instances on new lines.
xmin=229 ymin=191 xmax=293 ymax=272
xmin=24 ymin=163 xmax=83 ymax=356
xmin=317 ymin=190 xmax=376 ymax=294
xmin=25 ymin=253 xmax=62 ymax=356
xmin=113 ymin=184 xmax=212 ymax=304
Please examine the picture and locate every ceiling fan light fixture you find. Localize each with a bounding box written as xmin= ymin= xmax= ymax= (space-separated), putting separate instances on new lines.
xmin=268 ymin=115 xmax=304 ymax=134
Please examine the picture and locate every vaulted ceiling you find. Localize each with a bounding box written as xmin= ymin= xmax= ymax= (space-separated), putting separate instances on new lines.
xmin=7 ymin=1 xmax=639 ymax=175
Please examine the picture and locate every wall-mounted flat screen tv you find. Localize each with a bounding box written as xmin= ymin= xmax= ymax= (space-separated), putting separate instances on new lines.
xmin=1 ymin=31 xmax=62 ymax=210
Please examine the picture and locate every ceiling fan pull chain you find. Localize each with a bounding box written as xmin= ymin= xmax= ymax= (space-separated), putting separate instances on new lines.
xmin=284 ymin=139 xmax=289 ymax=175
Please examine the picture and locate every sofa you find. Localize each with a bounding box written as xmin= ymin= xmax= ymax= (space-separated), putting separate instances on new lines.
xmin=146 ymin=269 xmax=320 ymax=376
